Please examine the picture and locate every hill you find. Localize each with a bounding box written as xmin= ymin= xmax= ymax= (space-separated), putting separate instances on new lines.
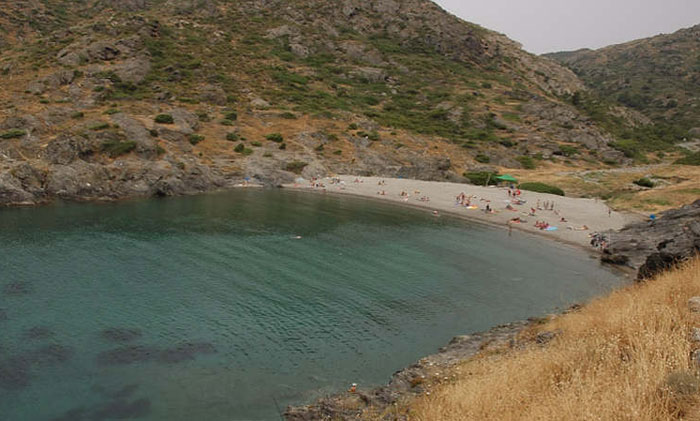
xmin=0 ymin=0 xmax=651 ymax=205
xmin=546 ymin=25 xmax=700 ymax=158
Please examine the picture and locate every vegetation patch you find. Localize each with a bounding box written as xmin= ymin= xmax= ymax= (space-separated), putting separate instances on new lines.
xmin=518 ymin=182 xmax=565 ymax=196
xmin=101 ymin=140 xmax=137 ymax=157
xmin=463 ymin=171 xmax=499 ymax=186
xmin=517 ymin=156 xmax=536 ymax=169
xmin=633 ymin=177 xmax=655 ymax=188
xmin=226 ymin=132 xmax=239 ymax=142
xmin=154 ymin=114 xmax=174 ymax=124
xmin=675 ymin=152 xmax=700 ymax=166
xmin=89 ymin=122 xmax=110 ymax=131
xmin=285 ymin=161 xmax=308 ymax=174
xmin=189 ymin=134 xmax=205 ymax=145
xmin=265 ymin=133 xmax=284 ymax=143
xmin=0 ymin=129 xmax=27 ymax=139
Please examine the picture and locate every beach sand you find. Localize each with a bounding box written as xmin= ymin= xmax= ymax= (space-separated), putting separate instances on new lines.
xmin=284 ymin=175 xmax=641 ymax=249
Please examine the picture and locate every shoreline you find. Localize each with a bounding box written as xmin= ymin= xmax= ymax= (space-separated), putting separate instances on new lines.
xmin=283 ymin=175 xmax=641 ymax=253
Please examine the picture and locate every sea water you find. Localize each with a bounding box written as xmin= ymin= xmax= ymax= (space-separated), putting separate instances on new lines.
xmin=0 ymin=189 xmax=622 ymax=420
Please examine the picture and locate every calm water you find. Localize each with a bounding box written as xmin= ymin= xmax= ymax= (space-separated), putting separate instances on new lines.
xmin=0 ymin=190 xmax=622 ymax=420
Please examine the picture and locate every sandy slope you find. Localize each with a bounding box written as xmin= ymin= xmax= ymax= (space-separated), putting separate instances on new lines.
xmin=284 ymin=175 xmax=641 ymax=249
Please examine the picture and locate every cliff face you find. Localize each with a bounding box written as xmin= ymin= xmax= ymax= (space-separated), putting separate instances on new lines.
xmin=0 ymin=0 xmax=628 ymax=205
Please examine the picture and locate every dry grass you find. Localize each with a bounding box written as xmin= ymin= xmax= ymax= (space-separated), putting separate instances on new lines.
xmin=409 ymin=258 xmax=700 ymax=421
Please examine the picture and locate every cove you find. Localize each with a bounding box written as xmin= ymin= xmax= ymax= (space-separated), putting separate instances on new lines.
xmin=0 ymin=189 xmax=623 ymax=420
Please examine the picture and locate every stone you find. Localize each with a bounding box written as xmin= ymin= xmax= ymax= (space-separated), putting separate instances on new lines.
xmin=44 ymin=135 xmax=94 ymax=165
xmin=110 ymin=113 xmax=157 ymax=154
xmin=198 ymin=84 xmax=228 ymax=105
xmin=691 ymin=327 xmax=700 ymax=342
xmin=535 ymin=329 xmax=562 ymax=345
xmin=250 ymin=97 xmax=270 ymax=109
xmin=690 ymin=297 xmax=700 ymax=313
xmin=113 ymin=56 xmax=151 ymax=84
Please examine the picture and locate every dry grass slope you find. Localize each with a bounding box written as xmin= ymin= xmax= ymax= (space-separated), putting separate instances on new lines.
xmin=410 ymin=257 xmax=700 ymax=420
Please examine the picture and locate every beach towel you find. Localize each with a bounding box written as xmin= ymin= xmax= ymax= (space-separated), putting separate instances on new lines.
xmin=467 ymin=206 xmax=478 ymax=210
xmin=545 ymin=226 xmax=558 ymax=231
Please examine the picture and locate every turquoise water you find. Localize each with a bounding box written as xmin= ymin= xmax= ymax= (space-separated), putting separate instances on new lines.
xmin=0 ymin=190 xmax=622 ymax=420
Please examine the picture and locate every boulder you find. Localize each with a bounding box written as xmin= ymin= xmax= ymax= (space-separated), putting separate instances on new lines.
xmin=602 ymin=200 xmax=700 ymax=280
xmin=44 ymin=135 xmax=94 ymax=165
xmin=198 ymin=84 xmax=227 ymax=105
xmin=110 ymin=113 xmax=157 ymax=154
xmin=113 ymin=56 xmax=151 ymax=84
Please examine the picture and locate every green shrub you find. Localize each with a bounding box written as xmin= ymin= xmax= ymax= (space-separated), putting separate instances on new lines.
xmin=517 ymin=156 xmax=536 ymax=169
xmin=242 ymin=147 xmax=253 ymax=156
xmin=149 ymin=129 xmax=158 ymax=137
xmin=101 ymin=140 xmax=137 ymax=157
xmin=314 ymin=144 xmax=324 ymax=152
xmin=518 ymin=182 xmax=565 ymax=196
xmin=89 ymin=122 xmax=110 ymax=131
xmin=279 ymin=143 xmax=287 ymax=150
xmin=220 ymin=119 xmax=235 ymax=126
xmin=348 ymin=123 xmax=358 ymax=130
xmin=279 ymin=112 xmax=297 ymax=119
xmin=196 ymin=112 xmax=210 ymax=122
xmin=154 ymin=114 xmax=174 ymax=124
xmin=676 ymin=152 xmax=700 ymax=166
xmin=463 ymin=171 xmax=499 ymax=186
xmin=499 ymin=139 xmax=515 ymax=148
xmin=189 ymin=134 xmax=205 ymax=145
xmin=234 ymin=143 xmax=245 ymax=153
xmin=226 ymin=132 xmax=239 ymax=142
xmin=633 ymin=177 xmax=655 ymax=188
xmin=263 ymin=152 xmax=273 ymax=158
xmin=71 ymin=112 xmax=84 ymax=119
xmin=266 ymin=133 xmax=284 ymax=143
xmin=285 ymin=161 xmax=308 ymax=174
xmin=367 ymin=131 xmax=380 ymax=141
xmin=0 ymin=129 xmax=27 ymax=139
xmin=251 ymin=141 xmax=262 ymax=147
xmin=156 ymin=145 xmax=166 ymax=155
xmin=104 ymin=108 xmax=120 ymax=115
xmin=475 ymin=154 xmax=490 ymax=163
xmin=481 ymin=82 xmax=492 ymax=89
xmin=223 ymin=111 xmax=238 ymax=121
xmin=559 ymin=145 xmax=579 ymax=157
xmin=333 ymin=149 xmax=342 ymax=155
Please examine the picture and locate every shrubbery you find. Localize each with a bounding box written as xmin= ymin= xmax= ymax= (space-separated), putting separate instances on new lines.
xmin=189 ymin=134 xmax=205 ymax=145
xmin=226 ymin=132 xmax=239 ymax=142
xmin=101 ymin=140 xmax=137 ymax=157
xmin=475 ymin=154 xmax=490 ymax=163
xmin=0 ymin=129 xmax=27 ymax=139
xmin=633 ymin=177 xmax=655 ymax=188
xmin=266 ymin=133 xmax=284 ymax=143
xmin=285 ymin=161 xmax=308 ymax=174
xmin=517 ymin=156 xmax=536 ymax=169
xmin=518 ymin=182 xmax=565 ymax=196
xmin=463 ymin=171 xmax=499 ymax=186
xmin=154 ymin=114 xmax=174 ymax=124
xmin=676 ymin=152 xmax=700 ymax=166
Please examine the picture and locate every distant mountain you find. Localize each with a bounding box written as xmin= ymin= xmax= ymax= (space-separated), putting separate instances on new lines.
xmin=0 ymin=0 xmax=641 ymax=206
xmin=546 ymin=25 xmax=700 ymax=140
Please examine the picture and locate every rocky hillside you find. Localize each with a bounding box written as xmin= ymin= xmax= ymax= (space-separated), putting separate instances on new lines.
xmin=546 ymin=25 xmax=700 ymax=157
xmin=0 ymin=0 xmax=632 ymax=205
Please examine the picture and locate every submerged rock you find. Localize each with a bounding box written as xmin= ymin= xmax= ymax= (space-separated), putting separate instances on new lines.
xmin=101 ymin=328 xmax=143 ymax=343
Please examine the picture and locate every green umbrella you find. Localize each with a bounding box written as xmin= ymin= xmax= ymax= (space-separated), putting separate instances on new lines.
xmin=495 ymin=174 xmax=518 ymax=183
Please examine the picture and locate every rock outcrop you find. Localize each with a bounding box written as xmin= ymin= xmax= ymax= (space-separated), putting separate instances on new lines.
xmin=602 ymin=200 xmax=700 ymax=279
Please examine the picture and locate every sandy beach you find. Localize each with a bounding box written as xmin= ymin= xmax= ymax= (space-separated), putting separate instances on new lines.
xmin=284 ymin=175 xmax=641 ymax=249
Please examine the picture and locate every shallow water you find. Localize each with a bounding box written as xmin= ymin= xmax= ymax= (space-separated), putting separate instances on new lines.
xmin=0 ymin=190 xmax=622 ymax=420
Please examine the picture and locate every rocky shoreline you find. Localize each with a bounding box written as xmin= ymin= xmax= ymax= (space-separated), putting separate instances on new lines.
xmin=284 ymin=319 xmax=536 ymax=421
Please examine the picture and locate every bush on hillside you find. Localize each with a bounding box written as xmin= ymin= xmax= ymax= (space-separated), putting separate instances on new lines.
xmin=475 ymin=154 xmax=490 ymax=163
xmin=0 ymin=129 xmax=27 ymax=139
xmin=189 ymin=134 xmax=205 ymax=145
xmin=463 ymin=171 xmax=499 ymax=186
xmin=154 ymin=114 xmax=174 ymax=124
xmin=516 ymin=156 xmax=536 ymax=169
xmin=518 ymin=182 xmax=565 ymax=196
xmin=285 ymin=161 xmax=308 ymax=174
xmin=101 ymin=140 xmax=137 ymax=157
xmin=266 ymin=133 xmax=284 ymax=143
xmin=226 ymin=132 xmax=239 ymax=142
xmin=633 ymin=177 xmax=655 ymax=188
xmin=675 ymin=152 xmax=700 ymax=166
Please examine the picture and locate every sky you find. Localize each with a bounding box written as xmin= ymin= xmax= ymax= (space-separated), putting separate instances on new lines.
xmin=434 ymin=0 xmax=700 ymax=54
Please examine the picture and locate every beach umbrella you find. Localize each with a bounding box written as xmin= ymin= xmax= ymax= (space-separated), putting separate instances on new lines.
xmin=496 ymin=174 xmax=518 ymax=183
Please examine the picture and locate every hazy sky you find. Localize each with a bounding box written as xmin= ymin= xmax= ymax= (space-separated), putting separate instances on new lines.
xmin=434 ymin=0 xmax=700 ymax=54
